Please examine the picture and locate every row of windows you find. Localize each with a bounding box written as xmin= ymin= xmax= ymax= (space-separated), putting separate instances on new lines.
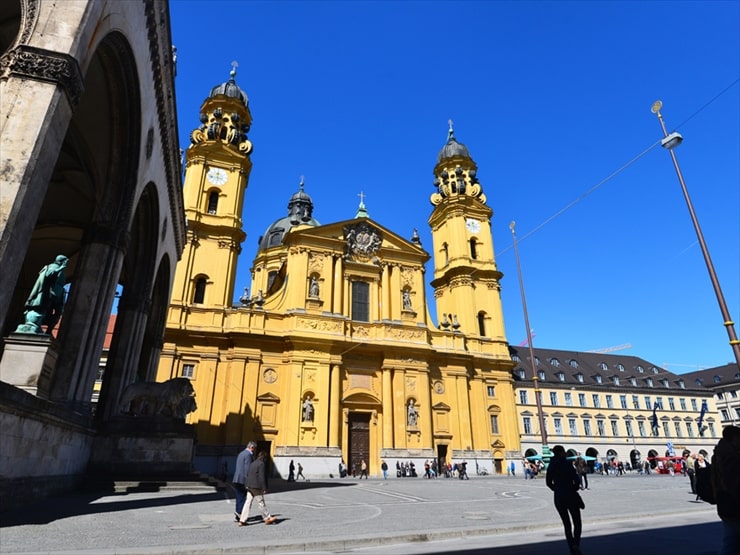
xmin=517 ymin=367 xmax=686 ymax=389
xmin=512 ymin=355 xmax=661 ymax=376
xmin=519 ymin=390 xmax=703 ymax=412
xmin=520 ymin=416 xmax=717 ymax=439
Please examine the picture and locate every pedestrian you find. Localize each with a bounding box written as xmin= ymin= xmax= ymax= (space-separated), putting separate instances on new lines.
xmin=296 ymin=462 xmax=306 ymax=480
xmin=695 ymin=453 xmax=710 ymax=502
xmin=576 ymin=457 xmax=589 ymax=490
xmin=459 ymin=461 xmax=469 ymax=480
xmin=232 ymin=441 xmax=256 ymax=522
xmin=546 ymin=445 xmax=584 ymax=555
xmin=288 ymin=460 xmax=295 ymax=482
xmin=509 ymin=461 xmax=515 ymax=477
xmin=684 ymin=452 xmax=697 ymax=493
xmin=238 ymin=451 xmax=277 ymax=526
xmin=712 ymin=425 xmax=740 ymax=555
xmin=381 ymin=460 xmax=388 ymax=480
xmin=360 ymin=459 xmax=368 ymax=479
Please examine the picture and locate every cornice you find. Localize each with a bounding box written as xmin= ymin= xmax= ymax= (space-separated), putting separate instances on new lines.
xmin=0 ymin=44 xmax=84 ymax=107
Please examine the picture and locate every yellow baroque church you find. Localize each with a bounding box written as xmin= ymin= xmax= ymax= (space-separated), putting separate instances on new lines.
xmin=157 ymin=70 xmax=521 ymax=478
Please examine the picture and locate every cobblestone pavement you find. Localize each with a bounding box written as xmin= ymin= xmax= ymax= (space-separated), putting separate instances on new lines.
xmin=0 ymin=472 xmax=721 ymax=555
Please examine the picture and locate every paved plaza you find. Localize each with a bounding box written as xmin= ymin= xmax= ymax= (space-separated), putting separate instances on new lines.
xmin=0 ymin=472 xmax=722 ymax=555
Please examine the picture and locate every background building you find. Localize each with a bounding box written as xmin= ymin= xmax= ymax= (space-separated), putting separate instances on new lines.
xmin=682 ymin=363 xmax=740 ymax=429
xmin=511 ymin=346 xmax=718 ymax=468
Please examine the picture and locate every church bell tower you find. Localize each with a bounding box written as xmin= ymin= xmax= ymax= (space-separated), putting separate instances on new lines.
xmin=171 ymin=66 xmax=253 ymax=310
xmin=428 ymin=122 xmax=508 ymax=343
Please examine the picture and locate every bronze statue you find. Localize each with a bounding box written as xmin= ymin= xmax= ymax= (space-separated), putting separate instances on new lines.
xmin=16 ymin=255 xmax=68 ymax=335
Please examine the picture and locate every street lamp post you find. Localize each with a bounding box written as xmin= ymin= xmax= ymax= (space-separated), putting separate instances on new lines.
xmin=510 ymin=222 xmax=549 ymax=456
xmin=651 ymin=100 xmax=740 ymax=371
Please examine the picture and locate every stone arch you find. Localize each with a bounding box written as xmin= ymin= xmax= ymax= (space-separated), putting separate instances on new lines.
xmin=0 ymin=1 xmax=22 ymax=56
xmin=41 ymin=30 xmax=143 ymax=407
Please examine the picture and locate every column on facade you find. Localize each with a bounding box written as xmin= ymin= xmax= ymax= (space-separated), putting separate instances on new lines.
xmin=392 ymin=368 xmax=407 ymax=447
xmin=380 ymin=263 xmax=391 ymax=320
xmin=389 ymin=263 xmax=402 ymax=320
xmin=332 ymin=255 xmax=343 ymax=315
xmin=382 ymin=365 xmax=394 ymax=448
xmin=329 ymin=363 xmax=341 ymax=448
xmin=455 ymin=373 xmax=474 ymax=450
xmin=418 ymin=369 xmax=433 ymax=445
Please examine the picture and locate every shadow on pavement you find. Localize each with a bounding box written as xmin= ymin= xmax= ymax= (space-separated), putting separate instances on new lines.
xmin=400 ymin=521 xmax=722 ymax=555
xmin=0 ymin=478 xmax=357 ymax=527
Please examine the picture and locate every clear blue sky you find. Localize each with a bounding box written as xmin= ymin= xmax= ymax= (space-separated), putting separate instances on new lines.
xmin=169 ymin=1 xmax=739 ymax=373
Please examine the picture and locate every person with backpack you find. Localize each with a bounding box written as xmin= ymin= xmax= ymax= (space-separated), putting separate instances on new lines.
xmin=712 ymin=425 xmax=740 ymax=555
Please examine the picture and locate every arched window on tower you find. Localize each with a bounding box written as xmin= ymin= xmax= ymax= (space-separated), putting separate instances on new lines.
xmin=207 ymin=190 xmax=219 ymax=214
xmin=193 ymin=276 xmax=207 ymax=304
xmin=469 ymin=238 xmax=477 ymax=260
xmin=477 ymin=311 xmax=486 ymax=336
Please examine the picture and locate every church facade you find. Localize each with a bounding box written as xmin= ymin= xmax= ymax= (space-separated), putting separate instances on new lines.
xmin=157 ymin=75 xmax=521 ymax=477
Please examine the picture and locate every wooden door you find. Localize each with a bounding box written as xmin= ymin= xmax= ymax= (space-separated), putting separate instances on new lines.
xmin=348 ymin=412 xmax=370 ymax=475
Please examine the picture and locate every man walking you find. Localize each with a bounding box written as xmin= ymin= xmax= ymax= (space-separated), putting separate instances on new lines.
xmin=546 ymin=445 xmax=584 ymax=555
xmin=238 ymin=451 xmax=277 ymax=526
xmin=232 ymin=441 xmax=256 ymax=521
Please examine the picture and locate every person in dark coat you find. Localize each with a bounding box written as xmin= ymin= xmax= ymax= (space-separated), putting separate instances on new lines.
xmin=232 ymin=441 xmax=256 ymax=521
xmin=546 ymin=445 xmax=583 ymax=555
xmin=238 ymin=451 xmax=277 ymax=526
xmin=712 ymin=425 xmax=740 ymax=555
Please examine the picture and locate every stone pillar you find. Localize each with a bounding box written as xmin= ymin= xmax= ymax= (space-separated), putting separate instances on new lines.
xmin=380 ymin=263 xmax=390 ymax=320
xmin=332 ymin=255 xmax=343 ymax=315
xmin=49 ymin=229 xmax=125 ymax=409
xmin=382 ymin=365 xmax=394 ymax=448
xmin=329 ymin=363 xmax=341 ymax=448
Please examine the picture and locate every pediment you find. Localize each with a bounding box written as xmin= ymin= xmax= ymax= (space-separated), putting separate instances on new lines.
xmin=256 ymin=392 xmax=280 ymax=402
xmin=433 ymin=402 xmax=451 ymax=411
xmin=491 ymin=439 xmax=506 ymax=448
xmin=287 ymin=217 xmax=429 ymax=263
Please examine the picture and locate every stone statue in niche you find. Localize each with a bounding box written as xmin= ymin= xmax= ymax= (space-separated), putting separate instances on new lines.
xmin=402 ymin=290 xmax=412 ymax=310
xmin=407 ymin=399 xmax=418 ymax=427
xmin=302 ymin=395 xmax=314 ymax=422
xmin=16 ymin=255 xmax=68 ymax=335
xmin=309 ymin=276 xmax=320 ymax=297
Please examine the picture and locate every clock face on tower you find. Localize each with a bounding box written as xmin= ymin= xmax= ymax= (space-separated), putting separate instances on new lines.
xmin=206 ymin=167 xmax=228 ymax=185
xmin=465 ymin=218 xmax=481 ymax=233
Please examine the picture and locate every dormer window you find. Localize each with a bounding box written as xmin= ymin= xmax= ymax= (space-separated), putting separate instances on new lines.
xmin=576 ymin=373 xmax=584 ymax=383
xmin=569 ymin=360 xmax=578 ymax=368
xmin=651 ymin=367 xmax=659 ymax=374
xmin=518 ymin=369 xmax=526 ymax=379
xmin=612 ymin=376 xmax=620 ymax=386
xmin=647 ymin=377 xmax=654 ymax=387
xmin=735 ymin=373 xmax=740 ymax=381
xmin=662 ymin=379 xmax=670 ymax=388
xmin=678 ymin=380 xmax=685 ymax=389
xmin=512 ymin=354 xmax=521 ymax=362
xmin=538 ymin=370 xmax=546 ymax=381
xmin=616 ymin=363 xmax=625 ymax=372
xmin=630 ymin=377 xmax=637 ymax=386
xmin=550 ymin=358 xmax=560 ymax=367
xmin=636 ymin=366 xmax=644 ymax=373
xmin=595 ymin=375 xmax=603 ymax=384
xmin=695 ymin=378 xmax=703 ymax=386
xmin=714 ymin=375 xmax=721 ymax=384
xmin=556 ymin=372 xmax=565 ymax=382
xmin=599 ymin=362 xmax=608 ymax=371
xmin=534 ymin=357 xmax=540 ymax=366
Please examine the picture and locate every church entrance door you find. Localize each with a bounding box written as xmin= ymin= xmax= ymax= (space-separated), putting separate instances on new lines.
xmin=348 ymin=412 xmax=370 ymax=476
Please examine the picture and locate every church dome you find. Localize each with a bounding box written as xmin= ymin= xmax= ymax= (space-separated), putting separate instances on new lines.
xmin=208 ymin=67 xmax=249 ymax=107
xmin=258 ymin=179 xmax=320 ymax=251
xmin=437 ymin=121 xmax=471 ymax=162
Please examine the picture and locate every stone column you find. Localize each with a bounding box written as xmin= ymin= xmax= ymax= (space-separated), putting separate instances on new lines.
xmin=329 ymin=363 xmax=341 ymax=448
xmin=382 ymin=365 xmax=394 ymax=448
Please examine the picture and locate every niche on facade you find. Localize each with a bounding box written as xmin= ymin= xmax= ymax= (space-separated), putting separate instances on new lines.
xmin=301 ymin=391 xmax=317 ymax=431
xmin=255 ymin=392 xmax=280 ymax=432
xmin=432 ymin=402 xmax=452 ymax=438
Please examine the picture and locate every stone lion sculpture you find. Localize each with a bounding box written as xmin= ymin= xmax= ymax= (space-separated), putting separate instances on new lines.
xmin=118 ymin=377 xmax=197 ymax=418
